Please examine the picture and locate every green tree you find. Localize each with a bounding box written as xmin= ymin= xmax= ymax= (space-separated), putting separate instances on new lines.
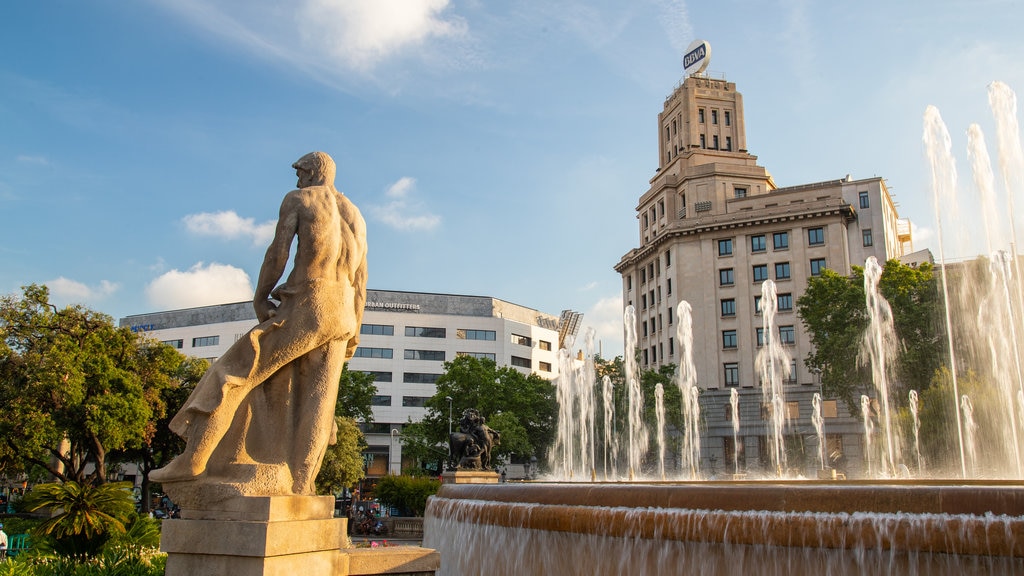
xmin=797 ymin=261 xmax=942 ymax=411
xmin=336 ymin=363 xmax=377 ymax=422
xmin=0 ymin=285 xmax=164 ymax=484
xmin=24 ymin=480 xmax=136 ymax=556
xmin=315 ymin=417 xmax=368 ymax=495
xmin=400 ymin=356 xmax=558 ymax=469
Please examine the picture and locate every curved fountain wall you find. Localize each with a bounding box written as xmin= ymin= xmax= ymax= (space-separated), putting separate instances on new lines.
xmin=424 ymin=481 xmax=1024 ymax=575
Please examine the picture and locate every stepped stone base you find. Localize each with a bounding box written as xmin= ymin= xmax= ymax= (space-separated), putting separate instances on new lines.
xmin=162 ymin=495 xmax=348 ymax=576
xmin=162 ymin=495 xmax=440 ymax=575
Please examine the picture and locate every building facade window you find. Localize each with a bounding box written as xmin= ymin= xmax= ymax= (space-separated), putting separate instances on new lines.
xmin=361 ymin=324 xmax=394 ymax=336
xmin=859 ymin=191 xmax=870 ymax=209
xmin=722 ymin=330 xmax=737 ymax=349
xmin=456 ymin=351 xmax=496 ymax=361
xmin=192 ymin=336 xmax=219 ymax=347
xmin=700 ymin=134 xmax=706 ymax=148
xmin=403 ymin=372 xmax=441 ymax=384
xmin=163 ymin=339 xmax=183 ymax=349
xmin=724 ymin=111 xmax=731 ymax=126
xmin=699 ymin=108 xmax=705 ymax=123
xmin=667 ymin=278 xmax=672 ymax=295
xmin=779 ymin=325 xmax=796 ymax=345
xmin=863 ymin=228 xmax=873 ymax=247
xmin=751 ymin=234 xmax=766 ymax=252
xmin=724 ymin=363 xmax=739 ymax=387
xmin=402 ymin=396 xmax=430 ymax=408
xmin=511 ymin=356 xmax=531 ymax=369
xmin=810 ymin=258 xmax=827 ymax=276
xmin=777 ymin=293 xmax=793 ymax=311
xmin=711 ymin=109 xmax=719 ymax=124
xmin=725 ymin=136 xmax=733 ymax=151
xmin=538 ymin=340 xmax=552 ymax=351
xmin=539 ymin=361 xmax=552 ymax=372
xmin=405 ymin=326 xmax=445 ymax=338
xmin=773 ymin=231 xmax=790 ymax=250
xmin=775 ymin=262 xmax=791 ymax=280
xmin=511 ymin=333 xmax=532 ymax=347
xmin=721 ymin=298 xmax=736 ymax=317
xmin=404 ymin=349 xmax=445 ymax=361
xmin=371 ymin=395 xmax=392 ymax=406
xmin=734 ymin=186 xmax=746 ymax=198
xmin=718 ymin=238 xmax=733 ymax=256
xmin=457 ymin=329 xmax=496 ymax=340
xmin=665 ymin=250 xmax=672 ymax=267
xmin=720 ymin=268 xmax=735 ymax=286
xmin=364 ymin=371 xmax=393 ymax=382
xmin=354 ymin=347 xmax=393 ymax=359
xmin=807 ymin=227 xmax=825 ymax=246
xmin=753 ymin=264 xmax=769 ymax=282
xmin=754 ymin=295 xmax=762 ymax=314
xmin=756 ymin=327 xmax=765 ymax=347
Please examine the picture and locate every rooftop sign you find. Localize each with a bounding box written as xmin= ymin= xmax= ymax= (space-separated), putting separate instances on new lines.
xmin=683 ymin=40 xmax=711 ymax=76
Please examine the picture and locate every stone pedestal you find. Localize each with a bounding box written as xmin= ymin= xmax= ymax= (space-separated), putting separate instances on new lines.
xmin=161 ymin=495 xmax=348 ymax=576
xmin=441 ymin=470 xmax=500 ymax=484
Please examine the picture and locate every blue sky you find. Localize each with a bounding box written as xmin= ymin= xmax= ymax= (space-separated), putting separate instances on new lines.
xmin=3 ymin=1 xmax=1024 ymax=359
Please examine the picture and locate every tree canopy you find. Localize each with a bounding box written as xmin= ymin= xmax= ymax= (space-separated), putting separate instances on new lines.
xmin=400 ymin=355 xmax=558 ymax=470
xmin=0 ymin=285 xmax=193 ymax=485
xmin=797 ymin=261 xmax=943 ymax=410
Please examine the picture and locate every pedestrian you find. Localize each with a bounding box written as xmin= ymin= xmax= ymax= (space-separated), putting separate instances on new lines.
xmin=0 ymin=522 xmax=8 ymax=560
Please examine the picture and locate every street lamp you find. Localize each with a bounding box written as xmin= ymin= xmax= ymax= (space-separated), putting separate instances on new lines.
xmin=445 ymin=396 xmax=453 ymax=439
xmin=390 ymin=429 xmax=400 ymax=475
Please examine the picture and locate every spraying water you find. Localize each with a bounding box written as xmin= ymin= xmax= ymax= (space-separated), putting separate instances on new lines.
xmin=730 ymin=387 xmax=740 ymax=475
xmin=812 ymin=393 xmax=825 ymax=471
xmin=861 ymin=257 xmax=901 ymax=477
xmin=675 ymin=302 xmax=701 ymax=479
xmin=961 ymin=395 xmax=978 ymax=476
xmin=655 ymin=383 xmax=665 ymax=480
xmin=909 ymin=390 xmax=923 ymax=475
xmin=624 ymin=306 xmax=648 ymax=478
xmin=755 ymin=280 xmax=791 ymax=476
xmin=923 ymin=105 xmax=969 ymax=477
xmin=601 ymin=375 xmax=617 ymax=480
xmin=861 ymin=395 xmax=875 ymax=478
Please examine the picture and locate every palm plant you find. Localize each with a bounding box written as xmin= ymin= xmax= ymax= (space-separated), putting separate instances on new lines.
xmin=23 ymin=481 xmax=136 ymax=557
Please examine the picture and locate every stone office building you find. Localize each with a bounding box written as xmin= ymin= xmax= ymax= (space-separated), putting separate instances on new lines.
xmin=615 ymin=70 xmax=915 ymax=477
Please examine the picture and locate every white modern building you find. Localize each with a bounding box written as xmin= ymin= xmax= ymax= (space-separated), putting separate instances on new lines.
xmin=120 ymin=289 xmax=572 ymax=482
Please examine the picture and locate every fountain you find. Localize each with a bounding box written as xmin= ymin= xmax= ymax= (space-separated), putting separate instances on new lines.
xmin=423 ymin=83 xmax=1024 ymax=573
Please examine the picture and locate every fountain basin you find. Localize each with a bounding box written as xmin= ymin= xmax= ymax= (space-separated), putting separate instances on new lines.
xmin=424 ymin=481 xmax=1024 ymax=574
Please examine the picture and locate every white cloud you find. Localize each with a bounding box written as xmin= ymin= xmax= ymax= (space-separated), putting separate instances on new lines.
xmin=45 ymin=277 xmax=120 ymax=304
xmin=154 ymin=0 xmax=469 ymax=83
xmin=368 ymin=177 xmax=441 ymax=231
xmin=574 ymin=294 xmax=624 ymax=359
xmin=299 ymin=0 xmax=465 ymax=72
xmin=182 ymin=211 xmax=277 ymax=246
xmin=145 ymin=262 xmax=254 ymax=310
xmin=16 ymin=155 xmax=50 ymax=165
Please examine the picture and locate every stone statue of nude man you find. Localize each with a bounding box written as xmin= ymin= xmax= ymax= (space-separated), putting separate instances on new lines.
xmin=151 ymin=152 xmax=367 ymax=499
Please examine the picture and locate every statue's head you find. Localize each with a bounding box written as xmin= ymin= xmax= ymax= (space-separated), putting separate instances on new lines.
xmin=292 ymin=151 xmax=336 ymax=188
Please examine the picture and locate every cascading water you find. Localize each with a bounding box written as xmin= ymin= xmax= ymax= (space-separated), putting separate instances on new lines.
xmin=675 ymin=301 xmax=701 ymax=479
xmin=754 ymin=280 xmax=791 ymax=476
xmin=811 ymin=393 xmax=825 ymax=472
xmin=961 ymin=395 xmax=978 ymax=477
xmin=861 ymin=257 xmax=901 ymax=477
